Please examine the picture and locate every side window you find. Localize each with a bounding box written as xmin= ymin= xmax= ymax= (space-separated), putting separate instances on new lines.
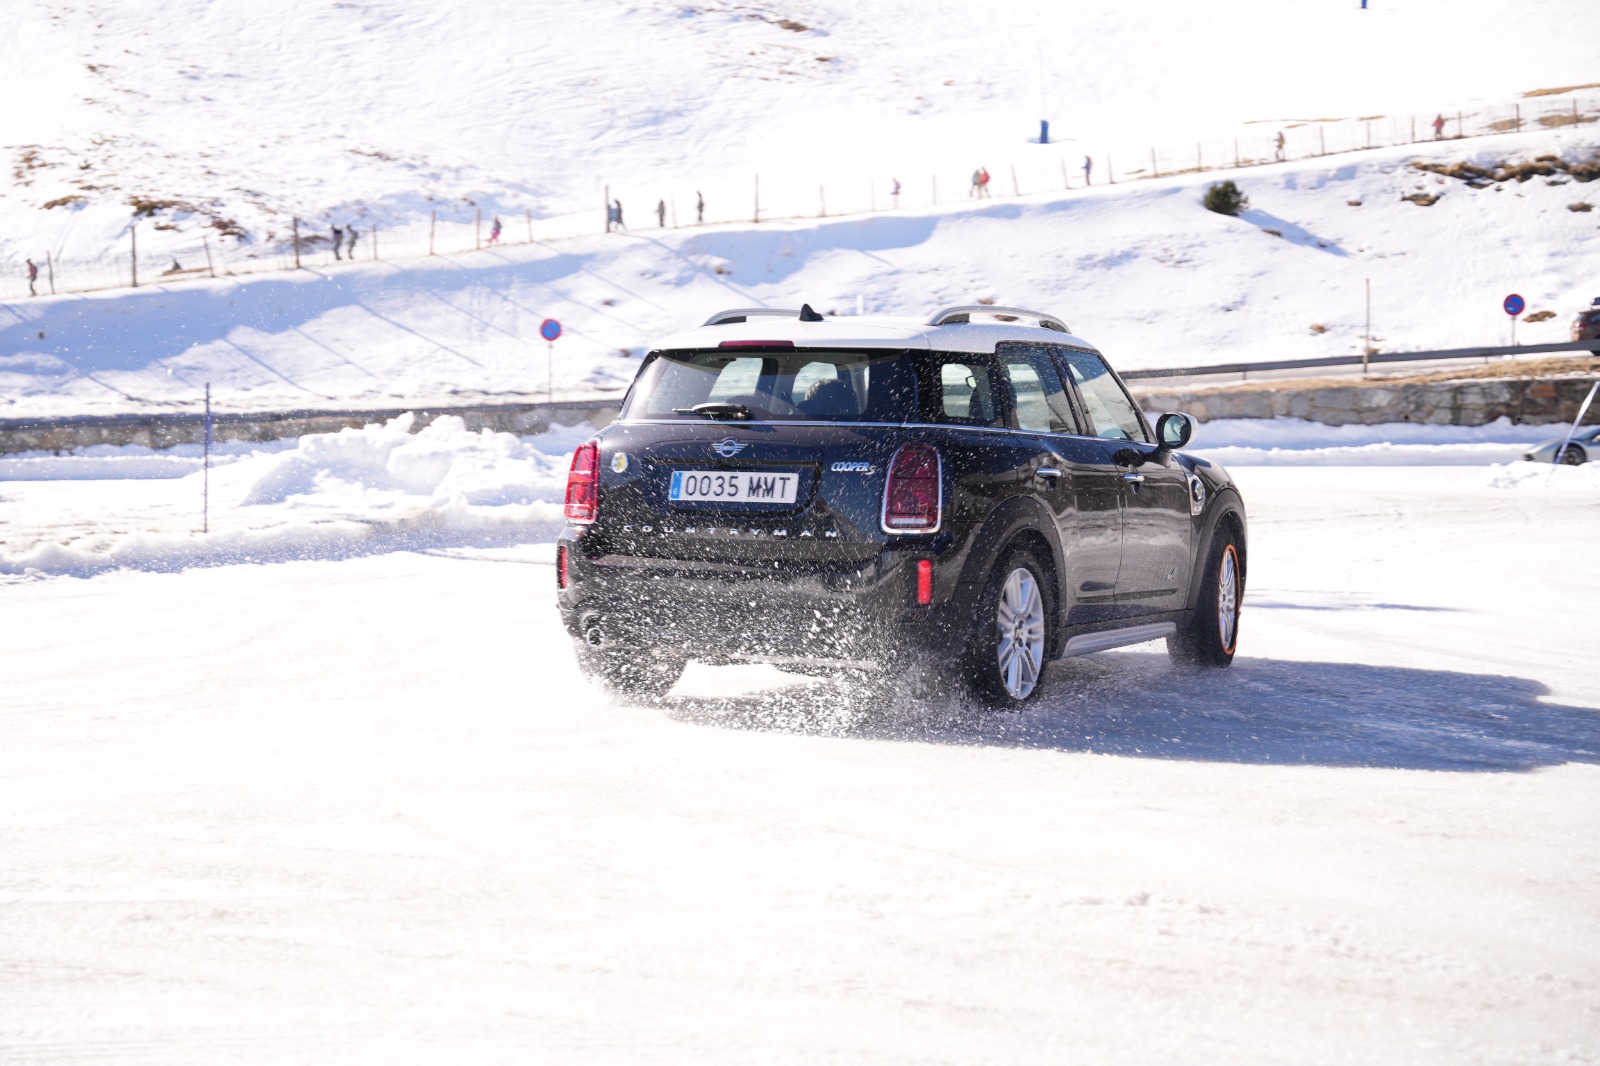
xmin=1057 ymin=349 xmax=1150 ymax=443
xmin=933 ymin=359 xmax=1001 ymax=427
xmin=998 ymin=347 xmax=1078 ymax=434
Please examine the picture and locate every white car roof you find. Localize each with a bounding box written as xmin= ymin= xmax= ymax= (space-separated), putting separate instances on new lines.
xmin=653 ymin=307 xmax=1099 ymax=356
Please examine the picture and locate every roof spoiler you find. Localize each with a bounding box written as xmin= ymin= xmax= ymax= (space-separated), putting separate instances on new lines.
xmin=927 ymin=305 xmax=1070 ymax=332
xmin=702 ymin=307 xmax=802 ymax=326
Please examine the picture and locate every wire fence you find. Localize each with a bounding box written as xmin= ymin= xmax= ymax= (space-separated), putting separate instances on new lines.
xmin=3 ymin=91 xmax=1596 ymax=305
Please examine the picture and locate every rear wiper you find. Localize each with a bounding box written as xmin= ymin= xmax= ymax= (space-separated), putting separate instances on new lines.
xmin=674 ymin=402 xmax=754 ymax=421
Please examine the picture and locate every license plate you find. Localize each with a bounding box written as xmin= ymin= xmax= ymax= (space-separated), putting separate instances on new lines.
xmin=669 ymin=469 xmax=799 ymax=504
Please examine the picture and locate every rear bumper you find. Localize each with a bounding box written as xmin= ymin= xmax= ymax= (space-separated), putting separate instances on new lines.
xmin=556 ymin=533 xmax=976 ymax=667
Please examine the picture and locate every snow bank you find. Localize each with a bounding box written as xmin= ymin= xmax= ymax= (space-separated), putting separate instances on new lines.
xmin=0 ymin=416 xmax=592 ymax=578
xmin=1488 ymin=459 xmax=1600 ymax=490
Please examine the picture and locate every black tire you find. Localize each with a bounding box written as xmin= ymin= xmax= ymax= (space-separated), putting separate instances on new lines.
xmin=1560 ymin=444 xmax=1587 ymax=466
xmin=575 ymin=644 xmax=686 ymax=702
xmin=1169 ymin=527 xmax=1242 ymax=669
xmin=960 ymin=548 xmax=1055 ymax=709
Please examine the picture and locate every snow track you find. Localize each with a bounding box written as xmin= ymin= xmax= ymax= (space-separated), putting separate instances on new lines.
xmin=1 ymin=466 xmax=1595 ymax=1063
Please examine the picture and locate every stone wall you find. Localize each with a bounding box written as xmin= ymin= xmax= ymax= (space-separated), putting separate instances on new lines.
xmin=0 ymin=400 xmax=621 ymax=455
xmin=1133 ymin=373 xmax=1600 ymax=426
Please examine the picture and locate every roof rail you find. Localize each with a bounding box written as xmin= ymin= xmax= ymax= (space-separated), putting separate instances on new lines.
xmin=702 ymin=307 xmax=802 ymax=327
xmin=926 ymin=305 xmax=1070 ymax=333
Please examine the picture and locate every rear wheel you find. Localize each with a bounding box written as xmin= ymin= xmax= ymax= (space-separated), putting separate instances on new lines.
xmin=1560 ymin=444 xmax=1587 ymax=466
xmin=575 ymin=640 xmax=686 ymax=702
xmin=963 ymin=550 xmax=1053 ymax=708
xmin=1169 ymin=528 xmax=1242 ymax=668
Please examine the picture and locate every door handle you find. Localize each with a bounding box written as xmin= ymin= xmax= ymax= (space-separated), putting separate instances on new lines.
xmin=1121 ymin=471 xmax=1145 ymax=484
xmin=1035 ymin=467 xmax=1062 ymax=480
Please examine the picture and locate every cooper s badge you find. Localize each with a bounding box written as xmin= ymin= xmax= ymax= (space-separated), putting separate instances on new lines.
xmin=830 ymin=461 xmax=874 ymax=473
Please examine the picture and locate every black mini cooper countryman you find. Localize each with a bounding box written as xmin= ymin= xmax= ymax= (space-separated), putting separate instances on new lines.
xmin=556 ymin=304 xmax=1246 ymax=707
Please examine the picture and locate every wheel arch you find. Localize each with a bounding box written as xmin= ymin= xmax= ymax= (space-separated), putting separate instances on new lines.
xmin=1185 ymin=489 xmax=1247 ymax=613
xmin=954 ymin=496 xmax=1067 ymax=652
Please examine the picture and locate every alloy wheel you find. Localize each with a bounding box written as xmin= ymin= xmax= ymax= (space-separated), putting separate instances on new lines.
xmin=996 ymin=567 xmax=1046 ymax=700
xmin=1217 ymin=545 xmax=1240 ymax=654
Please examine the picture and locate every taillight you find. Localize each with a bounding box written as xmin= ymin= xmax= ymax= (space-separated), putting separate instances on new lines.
xmin=882 ymin=443 xmax=942 ymax=533
xmin=556 ymin=544 xmax=569 ymax=589
xmin=916 ymin=559 xmax=934 ymax=605
xmin=564 ymin=440 xmax=599 ymax=523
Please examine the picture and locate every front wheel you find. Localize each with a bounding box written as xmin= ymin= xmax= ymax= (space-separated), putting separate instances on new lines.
xmin=962 ymin=550 xmax=1053 ymax=708
xmin=1169 ymin=529 xmax=1242 ymax=668
xmin=1560 ymin=444 xmax=1587 ymax=466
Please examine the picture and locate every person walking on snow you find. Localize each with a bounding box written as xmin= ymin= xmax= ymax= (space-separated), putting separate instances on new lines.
xmin=980 ymin=167 xmax=992 ymax=198
xmin=1432 ymin=114 xmax=1446 ymax=139
xmin=347 ymin=226 xmax=360 ymax=259
xmin=26 ymin=258 xmax=38 ymax=295
xmin=1275 ymin=131 xmax=1286 ymax=161
xmin=1082 ymin=155 xmax=1093 ymax=185
xmin=891 ymin=177 xmax=901 ymax=208
xmin=489 ymin=216 xmax=502 ymax=244
xmin=696 ymin=191 xmax=705 ymax=224
xmin=656 ymin=199 xmax=666 ymax=227
xmin=612 ymin=200 xmax=625 ymax=230
xmin=331 ymin=225 xmax=344 ymax=260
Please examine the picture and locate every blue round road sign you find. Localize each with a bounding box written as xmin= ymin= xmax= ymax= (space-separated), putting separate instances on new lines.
xmin=540 ymin=318 xmax=562 ymax=342
xmin=1503 ymin=294 xmax=1525 ymax=317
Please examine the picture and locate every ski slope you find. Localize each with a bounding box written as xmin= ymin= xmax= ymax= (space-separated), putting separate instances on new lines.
xmin=2 ymin=462 xmax=1596 ymax=1063
xmin=6 ymin=0 xmax=1598 ymax=265
xmin=3 ymin=129 xmax=1599 ymax=420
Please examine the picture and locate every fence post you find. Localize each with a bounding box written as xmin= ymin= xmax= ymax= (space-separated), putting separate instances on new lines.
xmin=819 ymin=185 xmax=826 ymax=217
xmin=475 ymin=207 xmax=481 ymax=250
xmin=430 ymin=209 xmax=436 ymax=255
xmin=754 ymin=174 xmax=761 ymax=222
xmin=1151 ymin=147 xmax=1157 ymax=178
xmin=1107 ymin=155 xmax=1114 ymax=183
xmin=1365 ymin=122 xmax=1372 ymax=150
xmin=1575 ymin=99 xmax=1581 ymax=127
xmin=1410 ymin=116 xmax=1416 ymax=142
xmin=46 ymin=252 xmax=55 ymax=294
xmin=1197 ymin=143 xmax=1202 ymax=172
xmin=373 ymin=224 xmax=379 ymax=260
xmin=525 ymin=207 xmax=532 ymax=242
xmin=1515 ymin=103 xmax=1522 ymax=132
xmin=130 ymin=221 xmax=138 ymax=288
xmin=1234 ymin=138 xmax=1240 ymax=168
xmin=1010 ymin=164 xmax=1019 ymax=196
xmin=1061 ymin=159 xmax=1069 ymax=189
xmin=1456 ymin=111 xmax=1462 ymax=138
xmin=292 ymin=217 xmax=300 ymax=269
xmin=202 ymin=236 xmax=214 ymax=278
xmin=1320 ymin=126 xmax=1326 ymax=155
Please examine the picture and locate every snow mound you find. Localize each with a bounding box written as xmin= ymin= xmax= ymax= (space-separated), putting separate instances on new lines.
xmin=0 ymin=417 xmax=592 ymax=578
xmin=1488 ymin=460 xmax=1600 ymax=490
xmin=1189 ymin=417 xmax=1560 ymax=466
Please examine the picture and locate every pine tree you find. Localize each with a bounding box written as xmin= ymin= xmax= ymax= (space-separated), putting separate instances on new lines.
xmin=1204 ymin=180 xmax=1249 ymax=216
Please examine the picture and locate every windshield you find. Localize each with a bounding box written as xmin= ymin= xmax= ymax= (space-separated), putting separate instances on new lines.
xmin=622 ymin=348 xmax=918 ymax=422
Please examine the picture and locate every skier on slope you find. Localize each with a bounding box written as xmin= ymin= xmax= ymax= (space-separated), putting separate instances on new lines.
xmin=1432 ymin=114 xmax=1446 ymax=139
xmin=331 ymin=225 xmax=344 ymax=260
xmin=978 ymin=167 xmax=992 ymax=199
xmin=1082 ymin=156 xmax=1093 ymax=185
xmin=490 ymin=216 xmax=502 ymax=244
xmin=970 ymin=168 xmax=982 ymax=198
xmin=656 ymin=199 xmax=666 ymax=227
xmin=696 ymin=191 xmax=705 ymax=224
xmin=1275 ymin=131 xmax=1286 ymax=161
xmin=26 ymin=258 xmax=38 ymax=295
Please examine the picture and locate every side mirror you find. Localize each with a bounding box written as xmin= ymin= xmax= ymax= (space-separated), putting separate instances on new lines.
xmin=1156 ymin=412 xmax=1196 ymax=450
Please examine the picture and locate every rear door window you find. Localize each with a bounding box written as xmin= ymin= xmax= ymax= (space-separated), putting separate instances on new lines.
xmin=921 ymin=355 xmax=1002 ymax=427
xmin=997 ymin=346 xmax=1079 ymax=434
xmin=1057 ymin=348 xmax=1150 ymax=443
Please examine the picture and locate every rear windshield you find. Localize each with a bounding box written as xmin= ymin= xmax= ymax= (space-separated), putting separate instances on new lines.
xmin=623 ymin=348 xmax=918 ymax=422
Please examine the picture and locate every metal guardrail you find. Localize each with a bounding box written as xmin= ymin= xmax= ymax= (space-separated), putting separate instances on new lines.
xmin=1121 ymin=339 xmax=1600 ymax=382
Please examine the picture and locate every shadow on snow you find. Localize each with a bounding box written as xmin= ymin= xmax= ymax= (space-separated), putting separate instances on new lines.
xmin=663 ymin=651 xmax=1599 ymax=773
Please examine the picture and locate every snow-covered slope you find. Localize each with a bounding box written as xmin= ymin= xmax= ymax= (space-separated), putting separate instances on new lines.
xmin=4 ymin=0 xmax=1598 ymax=267
xmin=2 ymin=131 xmax=1597 ymax=419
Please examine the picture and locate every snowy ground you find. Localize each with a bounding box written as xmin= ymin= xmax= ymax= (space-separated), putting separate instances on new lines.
xmin=1 ymin=422 xmax=1597 ymax=1062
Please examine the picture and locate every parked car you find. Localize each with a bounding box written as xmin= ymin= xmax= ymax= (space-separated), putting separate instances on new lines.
xmin=1524 ymin=424 xmax=1600 ymax=465
xmin=1574 ymin=299 xmax=1600 ymax=343
xmin=555 ymin=304 xmax=1247 ymax=707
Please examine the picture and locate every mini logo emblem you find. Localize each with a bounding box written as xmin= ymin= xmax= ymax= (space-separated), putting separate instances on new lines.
xmin=611 ymin=452 xmax=629 ymax=473
xmin=830 ymin=461 xmax=874 ymax=473
xmin=713 ymin=438 xmax=747 ymax=458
